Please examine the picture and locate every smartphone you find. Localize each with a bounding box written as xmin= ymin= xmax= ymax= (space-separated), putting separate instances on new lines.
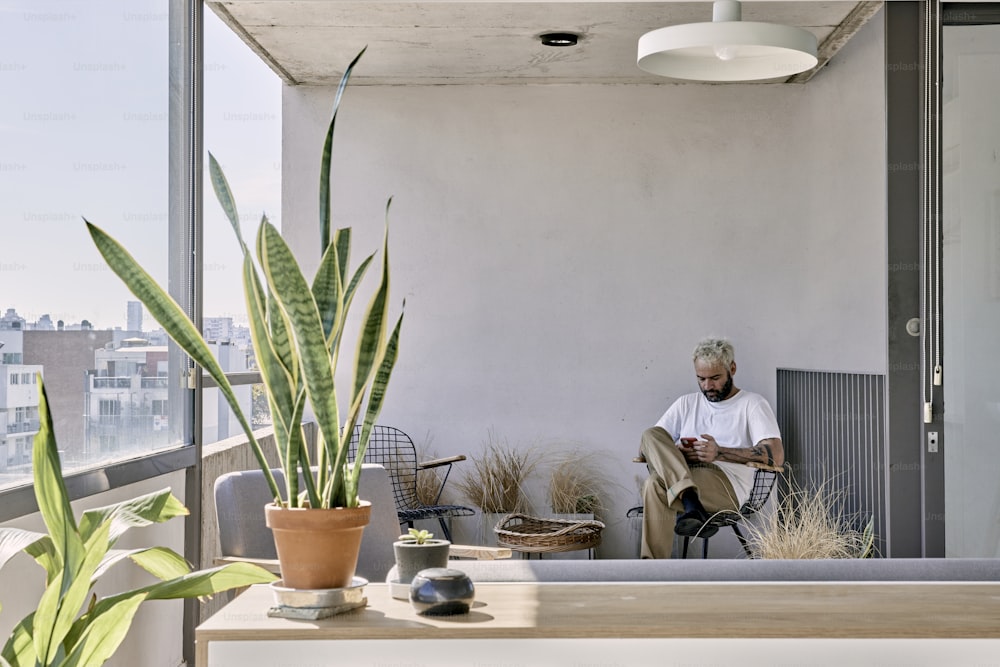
xmin=680 ymin=437 xmax=697 ymax=448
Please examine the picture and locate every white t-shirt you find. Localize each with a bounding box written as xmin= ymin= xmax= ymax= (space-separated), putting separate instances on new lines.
xmin=655 ymin=389 xmax=781 ymax=505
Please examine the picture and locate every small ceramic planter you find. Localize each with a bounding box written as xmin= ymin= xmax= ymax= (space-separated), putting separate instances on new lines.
xmin=393 ymin=539 xmax=451 ymax=585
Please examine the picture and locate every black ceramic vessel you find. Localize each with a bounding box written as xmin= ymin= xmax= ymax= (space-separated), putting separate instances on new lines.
xmin=408 ymin=567 xmax=475 ymax=616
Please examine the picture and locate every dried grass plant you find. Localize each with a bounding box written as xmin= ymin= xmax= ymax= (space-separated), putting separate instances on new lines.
xmin=455 ymin=433 xmax=538 ymax=514
xmin=414 ymin=437 xmax=445 ymax=506
xmin=547 ymin=453 xmax=607 ymax=515
xmin=745 ymin=476 xmax=876 ymax=559
xmin=415 ymin=464 xmax=444 ymax=506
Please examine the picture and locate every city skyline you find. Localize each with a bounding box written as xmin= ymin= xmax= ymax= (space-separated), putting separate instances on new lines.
xmin=1 ymin=302 xmax=251 ymax=336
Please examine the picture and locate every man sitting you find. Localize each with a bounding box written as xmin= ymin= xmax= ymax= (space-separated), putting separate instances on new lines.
xmin=640 ymin=337 xmax=784 ymax=559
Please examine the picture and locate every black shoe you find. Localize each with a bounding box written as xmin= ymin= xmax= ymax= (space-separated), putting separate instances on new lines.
xmin=675 ymin=508 xmax=720 ymax=538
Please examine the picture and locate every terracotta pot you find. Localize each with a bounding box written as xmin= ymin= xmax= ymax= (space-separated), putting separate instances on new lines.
xmin=265 ymin=501 xmax=371 ymax=590
xmin=392 ymin=539 xmax=451 ymax=584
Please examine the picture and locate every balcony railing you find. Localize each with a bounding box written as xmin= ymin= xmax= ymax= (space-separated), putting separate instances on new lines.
xmin=92 ymin=377 xmax=132 ymax=389
xmin=6 ymin=420 xmax=40 ymax=434
xmin=140 ymin=376 xmax=169 ymax=389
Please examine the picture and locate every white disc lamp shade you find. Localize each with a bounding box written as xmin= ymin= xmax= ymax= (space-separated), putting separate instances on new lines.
xmin=637 ymin=0 xmax=818 ymax=82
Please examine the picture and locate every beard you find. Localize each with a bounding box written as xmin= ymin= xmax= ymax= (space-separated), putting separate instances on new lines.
xmin=702 ymin=372 xmax=734 ymax=403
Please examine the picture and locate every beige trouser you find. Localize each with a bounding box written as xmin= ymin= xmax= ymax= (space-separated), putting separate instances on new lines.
xmin=639 ymin=426 xmax=740 ymax=559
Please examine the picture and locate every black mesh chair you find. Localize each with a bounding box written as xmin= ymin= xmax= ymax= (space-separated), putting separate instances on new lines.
xmin=627 ymin=458 xmax=781 ymax=559
xmin=348 ymin=425 xmax=474 ymax=541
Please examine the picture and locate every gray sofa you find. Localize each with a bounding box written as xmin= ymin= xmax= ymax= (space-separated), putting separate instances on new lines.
xmin=446 ymin=556 xmax=1000 ymax=582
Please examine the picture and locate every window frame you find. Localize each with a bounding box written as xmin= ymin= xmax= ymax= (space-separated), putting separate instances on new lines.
xmin=0 ymin=0 xmax=202 ymax=523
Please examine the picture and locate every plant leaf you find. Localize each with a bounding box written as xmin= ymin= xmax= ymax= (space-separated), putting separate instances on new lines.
xmin=208 ymin=152 xmax=245 ymax=247
xmin=266 ymin=284 xmax=298 ymax=385
xmin=332 ymin=252 xmax=374 ymax=357
xmin=38 ymin=520 xmax=112 ymax=665
xmin=85 ymin=220 xmax=281 ymax=502
xmin=0 ymin=527 xmax=46 ymax=571
xmin=32 ymin=376 xmax=78 ymax=574
xmin=1 ymin=613 xmax=36 ymax=667
xmin=60 ymin=593 xmax=146 ymax=667
xmin=351 ymin=214 xmax=392 ymax=404
xmin=251 ymin=214 xmax=298 ymax=386
xmin=244 ymin=253 xmax=296 ymax=427
xmin=349 ymin=311 xmax=403 ymax=500
xmin=333 ymin=228 xmax=352 ymax=296
xmin=143 ymin=562 xmax=278 ymax=599
xmin=320 ymin=47 xmax=367 ymax=252
xmin=31 ymin=376 xmax=87 ymax=664
xmin=312 ymin=233 xmax=345 ymax=344
xmin=33 ymin=570 xmax=66 ymax=663
xmin=289 ymin=392 xmax=318 ymax=508
xmin=86 ymin=563 xmax=276 ymax=618
xmin=79 ymin=488 xmax=188 ymax=545
xmin=92 ymin=546 xmax=191 ymax=583
xmin=23 ymin=536 xmax=59 ymax=584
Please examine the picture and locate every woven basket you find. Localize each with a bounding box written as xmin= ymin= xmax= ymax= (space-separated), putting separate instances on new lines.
xmin=494 ymin=513 xmax=605 ymax=553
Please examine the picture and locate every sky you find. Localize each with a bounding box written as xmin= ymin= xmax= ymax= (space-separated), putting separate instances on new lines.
xmin=0 ymin=0 xmax=282 ymax=330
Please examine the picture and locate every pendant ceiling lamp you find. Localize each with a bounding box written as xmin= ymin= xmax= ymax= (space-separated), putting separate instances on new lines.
xmin=637 ymin=0 xmax=818 ymax=82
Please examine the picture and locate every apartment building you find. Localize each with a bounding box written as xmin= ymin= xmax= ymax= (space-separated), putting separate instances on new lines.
xmin=84 ymin=340 xmax=170 ymax=458
xmin=0 ymin=330 xmax=42 ymax=474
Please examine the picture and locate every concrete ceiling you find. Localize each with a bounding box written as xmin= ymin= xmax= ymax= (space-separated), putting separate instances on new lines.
xmin=206 ymin=1 xmax=883 ymax=85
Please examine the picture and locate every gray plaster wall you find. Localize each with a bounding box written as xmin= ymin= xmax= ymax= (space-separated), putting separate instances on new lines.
xmin=280 ymin=12 xmax=887 ymax=556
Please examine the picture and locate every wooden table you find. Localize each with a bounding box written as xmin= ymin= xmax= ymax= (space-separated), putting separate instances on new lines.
xmin=196 ymin=581 xmax=1000 ymax=666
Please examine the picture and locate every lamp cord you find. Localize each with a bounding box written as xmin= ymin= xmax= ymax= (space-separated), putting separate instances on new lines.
xmin=933 ymin=0 xmax=942 ymax=385
xmin=921 ymin=0 xmax=930 ymax=421
xmin=921 ymin=0 xmax=943 ymax=424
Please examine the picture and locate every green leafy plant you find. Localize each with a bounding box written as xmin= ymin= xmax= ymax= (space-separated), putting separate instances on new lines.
xmin=85 ymin=47 xmax=403 ymax=510
xmin=397 ymin=528 xmax=435 ymax=545
xmin=0 ymin=377 xmax=276 ymax=667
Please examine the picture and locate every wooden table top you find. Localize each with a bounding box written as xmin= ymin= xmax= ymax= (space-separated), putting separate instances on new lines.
xmin=197 ymin=580 xmax=1000 ymax=641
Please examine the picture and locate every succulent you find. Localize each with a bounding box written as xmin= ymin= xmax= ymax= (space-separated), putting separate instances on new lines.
xmin=397 ymin=528 xmax=435 ymax=544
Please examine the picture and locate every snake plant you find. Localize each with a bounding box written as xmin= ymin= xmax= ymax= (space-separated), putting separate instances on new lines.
xmin=0 ymin=377 xmax=276 ymax=667
xmin=86 ymin=47 xmax=403 ymax=510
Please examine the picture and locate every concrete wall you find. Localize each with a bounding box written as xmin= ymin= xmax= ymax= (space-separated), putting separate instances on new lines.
xmin=0 ymin=471 xmax=186 ymax=667
xmin=280 ymin=13 xmax=887 ymax=556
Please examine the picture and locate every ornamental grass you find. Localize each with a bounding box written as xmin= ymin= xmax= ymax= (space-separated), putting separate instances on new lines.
xmin=456 ymin=432 xmax=538 ymax=515
xmin=744 ymin=476 xmax=876 ymax=559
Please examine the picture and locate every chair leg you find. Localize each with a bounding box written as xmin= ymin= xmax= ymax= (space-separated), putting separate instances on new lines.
xmin=681 ymin=536 xmax=691 ymax=558
xmin=702 ymin=535 xmax=710 ymax=559
xmin=731 ymin=524 xmax=753 ymax=558
xmin=438 ymin=516 xmax=453 ymax=542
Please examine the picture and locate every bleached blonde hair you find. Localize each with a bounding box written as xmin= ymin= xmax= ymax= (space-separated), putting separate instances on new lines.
xmin=692 ymin=337 xmax=735 ymax=368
